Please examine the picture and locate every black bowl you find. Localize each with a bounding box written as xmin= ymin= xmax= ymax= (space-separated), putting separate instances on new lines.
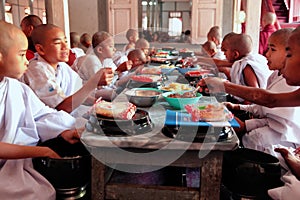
xmin=222 ymin=148 xmax=283 ymax=198
xmin=162 ymin=126 xmax=232 ymax=143
xmin=33 ymin=138 xmax=91 ymax=191
xmin=96 ymin=109 xmax=153 ymax=136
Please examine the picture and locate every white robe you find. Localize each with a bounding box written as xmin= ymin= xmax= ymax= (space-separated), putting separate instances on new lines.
xmin=230 ymin=53 xmax=272 ymax=102
xmin=77 ymin=52 xmax=116 ymax=84
xmin=0 ymin=77 xmax=76 ymax=200
xmin=240 ymin=71 xmax=300 ymax=154
xmin=20 ymin=55 xmax=82 ymax=108
xmin=268 ymin=172 xmax=300 ymax=200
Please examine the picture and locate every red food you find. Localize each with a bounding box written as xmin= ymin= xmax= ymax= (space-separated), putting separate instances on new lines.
xmin=95 ymin=100 xmax=137 ymax=120
xmin=131 ymin=75 xmax=160 ymax=83
xmin=185 ymin=70 xmax=211 ymax=77
xmin=185 ymin=104 xmax=232 ymax=122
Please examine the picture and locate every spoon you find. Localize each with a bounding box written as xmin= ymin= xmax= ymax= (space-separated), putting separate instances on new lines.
xmin=192 ymin=86 xmax=200 ymax=96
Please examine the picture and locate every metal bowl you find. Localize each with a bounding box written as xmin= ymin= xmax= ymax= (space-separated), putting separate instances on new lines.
xmin=125 ymin=88 xmax=162 ymax=107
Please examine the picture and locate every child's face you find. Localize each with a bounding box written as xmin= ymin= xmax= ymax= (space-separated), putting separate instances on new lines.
xmin=100 ymin=37 xmax=116 ymax=59
xmin=282 ymin=33 xmax=300 ymax=86
xmin=221 ymin=41 xmax=236 ymax=63
xmin=0 ymin=32 xmax=28 ymax=79
xmin=38 ymin=28 xmax=69 ymax=66
xmin=131 ymin=32 xmax=139 ymax=43
xmin=265 ymin=36 xmax=286 ymax=71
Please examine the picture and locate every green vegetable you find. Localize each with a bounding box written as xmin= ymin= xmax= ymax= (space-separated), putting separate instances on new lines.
xmin=198 ymin=105 xmax=206 ymax=110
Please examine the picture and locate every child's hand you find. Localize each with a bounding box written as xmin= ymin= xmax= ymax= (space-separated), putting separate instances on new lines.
xmin=202 ymin=77 xmax=227 ymax=93
xmin=60 ymin=129 xmax=82 ymax=144
xmin=97 ymin=68 xmax=114 ymax=86
xmin=275 ymin=147 xmax=300 ymax=179
xmin=233 ymin=117 xmax=246 ymax=136
xmin=223 ymin=102 xmax=240 ymax=111
xmin=43 ymin=147 xmax=61 ymax=159
xmin=117 ymin=60 xmax=133 ymax=72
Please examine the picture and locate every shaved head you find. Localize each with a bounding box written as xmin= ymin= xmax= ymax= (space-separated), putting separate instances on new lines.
xmin=128 ymin=49 xmax=146 ymax=61
xmin=262 ymin=12 xmax=276 ymax=26
xmin=0 ymin=20 xmax=26 ymax=55
xmin=290 ymin=26 xmax=300 ymax=46
xmin=224 ymin=33 xmax=252 ymax=57
xmin=31 ymin=24 xmax=60 ymax=46
xmin=269 ymin=28 xmax=294 ymax=46
xmin=92 ymin=31 xmax=112 ymax=48
xmin=135 ymin=38 xmax=150 ymax=49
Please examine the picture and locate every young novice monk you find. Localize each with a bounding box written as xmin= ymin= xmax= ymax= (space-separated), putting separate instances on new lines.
xmin=20 ymin=24 xmax=114 ymax=114
xmin=77 ymin=31 xmax=130 ymax=84
xmin=124 ymin=28 xmax=139 ymax=53
xmin=0 ymin=20 xmax=81 ymax=200
xmin=202 ymin=27 xmax=300 ymax=200
xmin=220 ymin=32 xmax=272 ymax=104
xmin=224 ymin=28 xmax=300 ymax=154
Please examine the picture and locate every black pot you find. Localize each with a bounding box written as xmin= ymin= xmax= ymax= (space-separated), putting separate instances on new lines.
xmin=96 ymin=109 xmax=153 ymax=136
xmin=33 ymin=138 xmax=91 ymax=192
xmin=222 ymin=148 xmax=283 ymax=199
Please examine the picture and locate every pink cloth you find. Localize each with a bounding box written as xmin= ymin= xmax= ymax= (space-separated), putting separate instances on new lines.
xmin=259 ymin=24 xmax=277 ymax=56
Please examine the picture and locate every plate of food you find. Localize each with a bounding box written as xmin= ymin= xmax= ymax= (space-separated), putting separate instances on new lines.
xmin=130 ymin=74 xmax=162 ymax=83
xmin=89 ymin=100 xmax=153 ymax=136
xmin=159 ymin=82 xmax=194 ymax=92
xmin=185 ymin=103 xmax=234 ymax=122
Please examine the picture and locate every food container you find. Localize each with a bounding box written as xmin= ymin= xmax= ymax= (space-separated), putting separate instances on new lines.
xmin=162 ymin=91 xmax=202 ymax=110
xmin=90 ymin=109 xmax=153 ymax=136
xmin=33 ymin=138 xmax=91 ymax=198
xmin=125 ymin=88 xmax=162 ymax=107
xmin=222 ymin=148 xmax=283 ymax=199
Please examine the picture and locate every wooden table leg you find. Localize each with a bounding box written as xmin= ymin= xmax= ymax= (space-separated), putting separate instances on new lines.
xmin=92 ymin=156 xmax=106 ymax=200
xmin=199 ymin=151 xmax=223 ymax=200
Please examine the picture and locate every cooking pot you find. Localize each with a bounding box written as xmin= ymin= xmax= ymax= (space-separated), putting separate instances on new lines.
xmin=95 ymin=109 xmax=153 ymax=136
xmin=33 ymin=137 xmax=91 ymax=196
xmin=222 ymin=148 xmax=283 ymax=199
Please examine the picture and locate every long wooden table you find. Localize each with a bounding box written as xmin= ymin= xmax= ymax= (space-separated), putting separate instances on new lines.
xmin=82 ymin=122 xmax=239 ymax=199
xmin=81 ymin=89 xmax=239 ymax=199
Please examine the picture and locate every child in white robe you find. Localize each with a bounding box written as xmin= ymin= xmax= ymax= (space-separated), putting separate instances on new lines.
xmin=20 ymin=24 xmax=114 ymax=114
xmin=221 ymin=32 xmax=272 ymax=104
xmin=224 ymin=28 xmax=300 ymax=154
xmin=201 ymin=27 xmax=300 ymax=199
xmin=0 ymin=20 xmax=83 ymax=200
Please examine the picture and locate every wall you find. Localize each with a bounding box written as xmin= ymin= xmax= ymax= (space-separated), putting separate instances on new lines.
xmin=142 ymin=1 xmax=191 ymax=34
xmin=68 ymin=0 xmax=98 ymax=36
xmin=6 ymin=0 xmax=45 ymax=26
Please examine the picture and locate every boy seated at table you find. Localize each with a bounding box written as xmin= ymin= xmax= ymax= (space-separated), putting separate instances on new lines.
xmin=20 ymin=24 xmax=114 ymax=115
xmin=76 ymin=31 xmax=131 ymax=84
xmin=201 ymin=26 xmax=300 ymax=200
xmin=218 ymin=32 xmax=272 ymax=104
xmin=224 ymin=28 xmax=300 ymax=154
xmin=0 ymin=20 xmax=83 ymax=200
xmin=95 ymin=49 xmax=148 ymax=101
xmin=135 ymin=38 xmax=152 ymax=62
xmin=124 ymin=28 xmax=139 ymax=53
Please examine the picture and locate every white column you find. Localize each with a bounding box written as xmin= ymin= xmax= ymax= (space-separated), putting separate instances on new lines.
xmin=244 ymin=0 xmax=262 ymax=53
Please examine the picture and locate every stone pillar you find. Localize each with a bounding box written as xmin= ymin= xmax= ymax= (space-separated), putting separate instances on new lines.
xmin=45 ymin=0 xmax=70 ymax=46
xmin=243 ymin=0 xmax=262 ymax=53
xmin=0 ymin=0 xmax=5 ymax=20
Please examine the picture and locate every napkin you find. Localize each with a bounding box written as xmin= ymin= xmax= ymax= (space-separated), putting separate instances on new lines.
xmin=164 ymin=110 xmax=240 ymax=127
